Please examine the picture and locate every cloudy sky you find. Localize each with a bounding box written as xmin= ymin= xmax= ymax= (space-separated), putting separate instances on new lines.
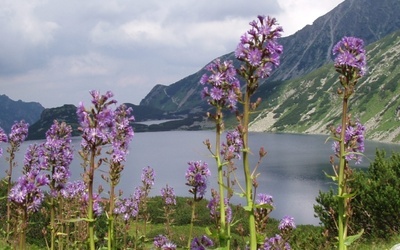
xmin=0 ymin=0 xmax=344 ymax=108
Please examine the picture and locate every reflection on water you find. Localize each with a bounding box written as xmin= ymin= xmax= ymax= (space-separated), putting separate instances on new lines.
xmin=1 ymin=131 xmax=399 ymax=225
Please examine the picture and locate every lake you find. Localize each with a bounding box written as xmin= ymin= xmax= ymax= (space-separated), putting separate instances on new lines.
xmin=2 ymin=131 xmax=400 ymax=225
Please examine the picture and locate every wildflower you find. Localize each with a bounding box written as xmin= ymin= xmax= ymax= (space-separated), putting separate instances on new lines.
xmin=190 ymin=235 xmax=214 ymax=250
xmin=77 ymin=90 xmax=117 ymax=151
xmin=236 ymin=15 xmax=283 ymax=79
xmin=9 ymin=120 xmax=29 ymax=147
xmin=332 ymin=120 xmax=365 ymax=164
xmin=41 ymin=120 xmax=74 ymax=194
xmin=141 ymin=166 xmax=155 ymax=189
xmin=256 ymin=193 xmax=274 ymax=206
xmin=200 ymin=59 xmax=241 ymax=111
xmin=9 ymin=144 xmax=47 ymax=212
xmin=264 ymin=234 xmax=291 ymax=250
xmin=161 ymin=185 xmax=176 ymax=206
xmin=207 ymin=189 xmax=232 ymax=223
xmin=114 ymin=195 xmax=139 ymax=221
xmin=278 ymin=215 xmax=296 ymax=231
xmin=185 ymin=161 xmax=211 ymax=200
xmin=0 ymin=127 xmax=7 ymax=157
xmin=221 ymin=129 xmax=243 ymax=160
xmin=332 ymin=36 xmax=367 ymax=77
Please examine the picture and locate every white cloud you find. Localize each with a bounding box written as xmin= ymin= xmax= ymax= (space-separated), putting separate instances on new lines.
xmin=0 ymin=0 xmax=344 ymax=108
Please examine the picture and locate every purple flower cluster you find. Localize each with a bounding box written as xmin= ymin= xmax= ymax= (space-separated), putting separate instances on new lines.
xmin=190 ymin=235 xmax=214 ymax=250
xmin=141 ymin=166 xmax=155 ymax=189
xmin=153 ymin=235 xmax=176 ymax=249
xmin=332 ymin=120 xmax=366 ymax=164
xmin=61 ymin=180 xmax=103 ymax=216
xmin=221 ymin=129 xmax=243 ymax=160
xmin=0 ymin=127 xmax=7 ymax=157
xmin=235 ymin=15 xmax=283 ymax=79
xmin=110 ymin=104 xmax=134 ymax=164
xmin=264 ymin=234 xmax=291 ymax=250
xmin=114 ymin=195 xmax=139 ymax=221
xmin=207 ymin=189 xmax=232 ymax=223
xmin=9 ymin=120 xmax=29 ymax=147
xmin=9 ymin=144 xmax=48 ymax=212
xmin=256 ymin=193 xmax=274 ymax=207
xmin=278 ymin=215 xmax=296 ymax=231
xmin=161 ymin=185 xmax=176 ymax=206
xmin=200 ymin=59 xmax=241 ymax=111
xmin=333 ymin=36 xmax=367 ymax=77
xmin=41 ymin=121 xmax=74 ymax=194
xmin=185 ymin=161 xmax=211 ymax=200
xmin=77 ymin=90 xmax=116 ymax=151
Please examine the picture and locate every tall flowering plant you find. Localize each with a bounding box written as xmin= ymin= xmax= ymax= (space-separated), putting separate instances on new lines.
xmin=77 ymin=90 xmax=118 ymax=249
xmin=8 ymin=144 xmax=48 ymax=249
xmin=328 ymin=36 xmax=367 ymax=249
xmin=4 ymin=120 xmax=29 ymax=243
xmin=235 ymin=15 xmax=283 ymax=249
xmin=103 ymin=103 xmax=134 ymax=249
xmin=200 ymin=58 xmax=241 ymax=247
xmin=41 ymin=120 xmax=73 ymax=250
xmin=185 ymin=160 xmax=211 ymax=248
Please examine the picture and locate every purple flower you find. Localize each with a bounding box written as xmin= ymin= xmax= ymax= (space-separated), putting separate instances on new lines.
xmin=333 ymin=36 xmax=367 ymax=77
xmin=256 ymin=193 xmax=274 ymax=207
xmin=185 ymin=161 xmax=211 ymax=200
xmin=77 ymin=90 xmax=117 ymax=151
xmin=161 ymin=185 xmax=176 ymax=206
xmin=0 ymin=127 xmax=7 ymax=157
xmin=236 ymin=15 xmax=283 ymax=79
xmin=190 ymin=235 xmax=214 ymax=250
xmin=41 ymin=120 xmax=74 ymax=194
xmin=207 ymin=189 xmax=232 ymax=223
xmin=264 ymin=234 xmax=291 ymax=250
xmin=141 ymin=166 xmax=155 ymax=188
xmin=200 ymin=59 xmax=241 ymax=111
xmin=114 ymin=195 xmax=139 ymax=221
xmin=278 ymin=215 xmax=296 ymax=231
xmin=332 ymin=120 xmax=366 ymax=164
xmin=9 ymin=144 xmax=46 ymax=212
xmin=9 ymin=120 xmax=29 ymax=147
xmin=110 ymin=104 xmax=134 ymax=163
xmin=221 ymin=129 xmax=243 ymax=160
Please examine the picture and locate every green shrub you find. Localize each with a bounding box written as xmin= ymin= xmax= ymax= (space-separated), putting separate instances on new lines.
xmin=314 ymin=149 xmax=400 ymax=241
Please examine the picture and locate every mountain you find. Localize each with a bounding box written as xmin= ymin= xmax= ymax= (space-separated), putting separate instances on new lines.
xmin=249 ymin=30 xmax=400 ymax=142
xmin=27 ymin=102 xmax=201 ymax=140
xmin=0 ymin=94 xmax=44 ymax=133
xmin=140 ymin=0 xmax=400 ymax=114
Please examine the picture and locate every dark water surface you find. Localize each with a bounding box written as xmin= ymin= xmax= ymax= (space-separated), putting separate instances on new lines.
xmin=3 ymin=131 xmax=400 ymax=225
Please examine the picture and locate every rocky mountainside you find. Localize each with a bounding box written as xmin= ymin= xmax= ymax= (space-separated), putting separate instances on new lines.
xmin=0 ymin=94 xmax=44 ymax=133
xmin=140 ymin=0 xmax=400 ymax=114
xmin=249 ymin=30 xmax=400 ymax=142
xmin=27 ymin=102 xmax=191 ymax=140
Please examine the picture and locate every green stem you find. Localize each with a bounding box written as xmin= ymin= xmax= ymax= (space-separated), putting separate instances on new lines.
xmin=338 ymin=90 xmax=349 ymax=250
xmin=215 ymin=108 xmax=229 ymax=248
xmin=243 ymin=90 xmax=257 ymax=250
xmin=108 ymin=184 xmax=115 ymax=250
xmin=187 ymin=200 xmax=196 ymax=249
xmin=88 ymin=149 xmax=96 ymax=250
xmin=19 ymin=208 xmax=27 ymax=250
xmin=6 ymin=151 xmax=15 ymax=243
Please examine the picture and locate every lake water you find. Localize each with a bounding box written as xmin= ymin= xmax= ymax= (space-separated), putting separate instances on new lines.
xmin=2 ymin=131 xmax=400 ymax=225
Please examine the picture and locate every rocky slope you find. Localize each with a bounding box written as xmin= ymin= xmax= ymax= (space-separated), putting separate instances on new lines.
xmin=249 ymin=30 xmax=400 ymax=143
xmin=140 ymin=0 xmax=400 ymax=114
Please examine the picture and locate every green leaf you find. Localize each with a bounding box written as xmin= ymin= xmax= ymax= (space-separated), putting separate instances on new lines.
xmin=324 ymin=171 xmax=338 ymax=181
xmin=344 ymin=229 xmax=364 ymax=246
xmin=254 ymin=203 xmax=274 ymax=210
xmin=64 ymin=217 xmax=95 ymax=223
xmin=243 ymin=205 xmax=253 ymax=212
